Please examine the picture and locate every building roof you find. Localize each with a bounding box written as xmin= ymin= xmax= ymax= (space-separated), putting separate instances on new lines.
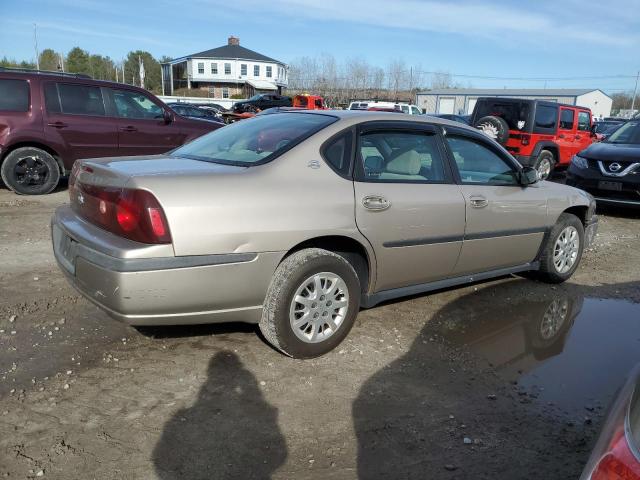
xmin=171 ymin=44 xmax=284 ymax=65
xmin=416 ymin=88 xmax=609 ymax=98
xmin=246 ymin=79 xmax=277 ymax=90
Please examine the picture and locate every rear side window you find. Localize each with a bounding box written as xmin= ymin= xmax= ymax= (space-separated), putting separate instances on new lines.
xmin=357 ymin=130 xmax=448 ymax=183
xmin=534 ymin=105 xmax=558 ymax=131
xmin=57 ymin=83 xmax=105 ymax=116
xmin=0 ymin=79 xmax=29 ymax=112
xmin=322 ymin=131 xmax=352 ymax=176
xmin=43 ymin=83 xmax=61 ymax=113
xmin=559 ymin=109 xmax=575 ymax=130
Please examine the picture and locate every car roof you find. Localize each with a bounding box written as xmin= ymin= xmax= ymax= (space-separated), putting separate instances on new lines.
xmin=263 ymin=108 xmax=475 ymax=130
xmin=0 ymin=70 xmax=152 ymax=94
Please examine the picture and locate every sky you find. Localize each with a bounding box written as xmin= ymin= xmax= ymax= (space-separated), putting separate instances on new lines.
xmin=1 ymin=0 xmax=639 ymax=93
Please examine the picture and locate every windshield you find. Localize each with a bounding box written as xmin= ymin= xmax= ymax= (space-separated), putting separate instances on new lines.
xmin=171 ymin=113 xmax=337 ymax=166
xmin=607 ymin=120 xmax=640 ymax=144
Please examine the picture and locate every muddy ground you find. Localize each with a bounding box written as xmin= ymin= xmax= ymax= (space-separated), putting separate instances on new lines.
xmin=1 ymin=186 xmax=640 ymax=479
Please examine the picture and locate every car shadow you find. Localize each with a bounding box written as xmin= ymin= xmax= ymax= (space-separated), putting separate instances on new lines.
xmin=153 ymin=350 xmax=287 ymax=479
xmin=352 ymin=279 xmax=640 ymax=479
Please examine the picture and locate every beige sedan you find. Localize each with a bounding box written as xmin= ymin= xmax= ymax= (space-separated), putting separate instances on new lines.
xmin=51 ymin=110 xmax=598 ymax=358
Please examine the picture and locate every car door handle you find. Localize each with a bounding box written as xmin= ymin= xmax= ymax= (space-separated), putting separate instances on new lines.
xmin=469 ymin=195 xmax=488 ymax=208
xmin=47 ymin=121 xmax=68 ymax=129
xmin=120 ymin=126 xmax=138 ymax=132
xmin=362 ymin=195 xmax=391 ymax=211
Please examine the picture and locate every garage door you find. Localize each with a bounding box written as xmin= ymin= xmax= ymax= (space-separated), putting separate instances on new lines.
xmin=467 ymin=98 xmax=478 ymax=114
xmin=438 ymin=97 xmax=455 ymax=114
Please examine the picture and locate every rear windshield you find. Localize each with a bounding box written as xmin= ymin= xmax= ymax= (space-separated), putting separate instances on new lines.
xmin=172 ymin=113 xmax=337 ymax=166
xmin=607 ymin=120 xmax=640 ymax=144
xmin=474 ymin=100 xmax=530 ymax=130
xmin=0 ymin=79 xmax=29 ymax=112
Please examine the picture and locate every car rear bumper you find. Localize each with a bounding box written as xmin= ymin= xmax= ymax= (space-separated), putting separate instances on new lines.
xmin=51 ymin=205 xmax=283 ymax=326
xmin=566 ymin=166 xmax=640 ymax=208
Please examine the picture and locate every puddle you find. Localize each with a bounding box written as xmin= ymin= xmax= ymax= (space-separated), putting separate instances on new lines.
xmin=431 ymin=285 xmax=640 ymax=414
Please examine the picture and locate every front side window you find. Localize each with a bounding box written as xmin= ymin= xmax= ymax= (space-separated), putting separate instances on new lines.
xmin=534 ymin=105 xmax=558 ymax=130
xmin=57 ymin=83 xmax=105 ymax=116
xmin=0 ymin=79 xmax=29 ymax=112
xmin=172 ymin=113 xmax=337 ymax=166
xmin=446 ymin=135 xmax=518 ymax=185
xmin=211 ymin=63 xmax=218 ymax=74
xmin=241 ymin=64 xmax=247 ymax=76
xmin=197 ymin=62 xmax=204 ymax=74
xmin=112 ymin=89 xmax=163 ymax=119
xmin=224 ymin=63 xmax=231 ymax=75
xmin=577 ymin=111 xmax=591 ymax=131
xmin=357 ymin=130 xmax=447 ymax=183
xmin=266 ymin=66 xmax=272 ymax=78
xmin=559 ymin=109 xmax=575 ymax=130
xmin=254 ymin=65 xmax=260 ymax=76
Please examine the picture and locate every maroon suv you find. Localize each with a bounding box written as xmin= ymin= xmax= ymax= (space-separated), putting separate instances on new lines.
xmin=0 ymin=69 xmax=221 ymax=195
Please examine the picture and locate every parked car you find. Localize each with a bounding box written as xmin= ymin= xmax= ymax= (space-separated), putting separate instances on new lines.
xmin=51 ymin=110 xmax=597 ymax=358
xmin=233 ymin=94 xmax=292 ymax=113
xmin=579 ymin=365 xmax=640 ymax=479
xmin=594 ymin=120 xmax=625 ymax=140
xmin=566 ymin=119 xmax=640 ymax=208
xmin=349 ymin=101 xmax=422 ymax=115
xmin=469 ymin=97 xmax=596 ymax=180
xmin=0 ymin=69 xmax=221 ymax=195
xmin=166 ymin=103 xmax=224 ymax=124
xmin=433 ymin=114 xmax=470 ymax=124
xmin=367 ymin=106 xmax=402 ymax=112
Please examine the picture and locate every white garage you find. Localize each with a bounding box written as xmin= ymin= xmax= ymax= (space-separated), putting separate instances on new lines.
xmin=416 ymin=88 xmax=613 ymax=119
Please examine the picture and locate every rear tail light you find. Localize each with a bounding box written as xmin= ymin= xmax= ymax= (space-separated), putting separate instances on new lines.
xmin=581 ymin=367 xmax=640 ymax=480
xmin=70 ymin=181 xmax=172 ymax=244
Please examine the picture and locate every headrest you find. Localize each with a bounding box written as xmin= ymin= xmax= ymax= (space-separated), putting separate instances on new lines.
xmin=386 ymin=150 xmax=421 ymax=175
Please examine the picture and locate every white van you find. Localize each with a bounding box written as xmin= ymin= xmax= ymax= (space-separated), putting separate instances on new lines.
xmin=348 ymin=100 xmax=423 ymax=115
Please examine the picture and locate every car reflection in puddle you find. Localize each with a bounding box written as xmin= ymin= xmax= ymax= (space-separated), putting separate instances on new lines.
xmin=429 ymin=281 xmax=640 ymax=415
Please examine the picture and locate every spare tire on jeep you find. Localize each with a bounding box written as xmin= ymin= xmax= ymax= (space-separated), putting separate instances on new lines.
xmin=475 ymin=115 xmax=510 ymax=145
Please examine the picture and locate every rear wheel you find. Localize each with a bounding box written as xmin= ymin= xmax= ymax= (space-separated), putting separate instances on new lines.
xmin=534 ymin=150 xmax=555 ymax=181
xmin=259 ymin=248 xmax=361 ymax=358
xmin=537 ymin=213 xmax=584 ymax=283
xmin=1 ymin=147 xmax=60 ymax=195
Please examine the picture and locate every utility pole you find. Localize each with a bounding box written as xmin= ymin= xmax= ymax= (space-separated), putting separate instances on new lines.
xmin=33 ymin=24 xmax=40 ymax=70
xmin=632 ymin=71 xmax=639 ymax=112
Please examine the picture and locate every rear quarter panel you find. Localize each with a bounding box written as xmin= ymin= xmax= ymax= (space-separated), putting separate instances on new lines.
xmin=127 ymin=119 xmax=368 ymax=259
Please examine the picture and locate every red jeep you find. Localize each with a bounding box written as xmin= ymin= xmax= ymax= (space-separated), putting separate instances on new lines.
xmin=469 ymin=97 xmax=596 ymax=179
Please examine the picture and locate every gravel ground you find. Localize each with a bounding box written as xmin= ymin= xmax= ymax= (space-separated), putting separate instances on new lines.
xmin=1 ymin=187 xmax=639 ymax=479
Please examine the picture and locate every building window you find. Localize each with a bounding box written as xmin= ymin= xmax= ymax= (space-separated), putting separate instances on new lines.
xmin=197 ymin=62 xmax=204 ymax=74
xmin=222 ymin=87 xmax=229 ymax=99
xmin=211 ymin=63 xmax=218 ymax=74
xmin=266 ymin=66 xmax=272 ymax=78
xmin=240 ymin=64 xmax=247 ymax=76
xmin=224 ymin=63 xmax=231 ymax=75
xmin=254 ymin=65 xmax=260 ymax=76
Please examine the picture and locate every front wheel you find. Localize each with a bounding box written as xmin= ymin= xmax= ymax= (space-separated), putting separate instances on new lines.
xmin=259 ymin=248 xmax=361 ymax=358
xmin=537 ymin=213 xmax=584 ymax=283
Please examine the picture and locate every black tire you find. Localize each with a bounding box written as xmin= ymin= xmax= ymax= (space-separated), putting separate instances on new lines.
xmin=537 ymin=213 xmax=584 ymax=283
xmin=259 ymin=248 xmax=361 ymax=359
xmin=534 ymin=150 xmax=555 ymax=181
xmin=474 ymin=115 xmax=510 ymax=145
xmin=1 ymin=147 xmax=60 ymax=195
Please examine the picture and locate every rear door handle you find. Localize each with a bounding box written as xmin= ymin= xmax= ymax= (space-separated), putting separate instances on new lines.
xmin=120 ymin=126 xmax=138 ymax=132
xmin=47 ymin=121 xmax=68 ymax=129
xmin=362 ymin=195 xmax=391 ymax=211
xmin=469 ymin=195 xmax=488 ymax=208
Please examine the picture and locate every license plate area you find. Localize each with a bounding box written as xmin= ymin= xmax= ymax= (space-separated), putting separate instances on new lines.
xmin=52 ymin=224 xmax=77 ymax=275
xmin=598 ymin=180 xmax=623 ymax=191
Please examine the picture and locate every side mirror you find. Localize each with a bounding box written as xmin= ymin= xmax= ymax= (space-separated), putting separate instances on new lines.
xmin=163 ymin=110 xmax=173 ymax=124
xmin=590 ymin=123 xmax=598 ymax=137
xmin=519 ymin=166 xmax=539 ymax=185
